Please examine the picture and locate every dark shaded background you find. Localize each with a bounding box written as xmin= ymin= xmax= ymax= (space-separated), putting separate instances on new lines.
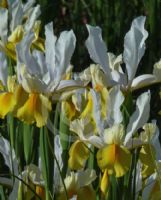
xmin=38 ymin=0 xmax=161 ymax=73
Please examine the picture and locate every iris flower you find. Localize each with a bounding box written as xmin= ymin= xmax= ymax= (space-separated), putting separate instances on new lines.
xmin=15 ymin=22 xmax=78 ymax=127
xmin=57 ymin=169 xmax=96 ymax=200
xmin=0 ymin=0 xmax=41 ymax=60
xmin=85 ymin=16 xmax=157 ymax=91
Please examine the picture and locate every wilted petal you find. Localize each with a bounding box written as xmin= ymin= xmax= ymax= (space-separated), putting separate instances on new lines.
xmin=123 ymin=16 xmax=148 ymax=84
xmin=85 ymin=25 xmax=111 ymax=82
xmin=124 ymin=91 xmax=150 ymax=145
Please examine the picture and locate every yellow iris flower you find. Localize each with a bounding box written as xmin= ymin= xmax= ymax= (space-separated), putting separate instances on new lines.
xmin=17 ymin=93 xmax=51 ymax=128
xmin=0 ymin=76 xmax=28 ymax=119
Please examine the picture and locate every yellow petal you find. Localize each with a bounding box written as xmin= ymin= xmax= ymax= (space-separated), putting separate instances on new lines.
xmin=77 ymin=185 xmax=96 ymax=200
xmin=68 ymin=140 xmax=90 ymax=170
xmin=13 ymin=85 xmax=29 ymax=116
xmin=62 ymin=100 xmax=76 ymax=120
xmin=80 ymin=93 xmax=93 ymax=119
xmin=114 ymin=146 xmax=131 ymax=177
xmin=5 ymin=42 xmax=17 ymax=61
xmin=0 ymin=0 xmax=8 ymax=8
xmin=100 ymin=169 xmax=109 ymax=195
xmin=17 ymin=93 xmax=51 ymax=127
xmin=97 ymin=144 xmax=131 ymax=177
xmin=97 ymin=144 xmax=116 ymax=171
xmin=8 ymin=25 xmax=24 ymax=44
xmin=35 ymin=185 xmax=45 ymax=200
xmin=0 ymin=80 xmax=4 ymax=91
xmin=139 ymin=144 xmax=156 ymax=178
xmin=0 ymin=92 xmax=16 ymax=118
xmin=100 ymin=87 xmax=109 ymax=119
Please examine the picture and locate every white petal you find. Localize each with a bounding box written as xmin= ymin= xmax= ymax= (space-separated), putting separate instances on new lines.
xmin=123 ymin=16 xmax=148 ymax=84
xmin=85 ymin=25 xmax=111 ymax=81
xmin=0 ymin=52 xmax=7 ymax=86
xmin=131 ymin=74 xmax=156 ymax=90
xmin=24 ymin=5 xmax=41 ymax=32
xmin=107 ymin=86 xmax=124 ymax=125
xmin=55 ymin=30 xmax=76 ymax=83
xmin=10 ymin=1 xmax=23 ymax=31
xmin=91 ymin=89 xmax=104 ymax=134
xmin=77 ymin=169 xmax=97 ymax=187
xmin=23 ymin=0 xmax=36 ymax=13
xmin=124 ymin=91 xmax=151 ymax=145
xmin=54 ymin=80 xmax=83 ymax=92
xmin=0 ymin=8 xmax=8 ymax=42
xmin=16 ymin=32 xmax=40 ymax=81
xmin=45 ymin=22 xmax=57 ymax=81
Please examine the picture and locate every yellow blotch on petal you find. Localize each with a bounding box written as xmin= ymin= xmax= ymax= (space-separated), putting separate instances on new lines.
xmin=5 ymin=42 xmax=17 ymax=61
xmin=8 ymin=25 xmax=24 ymax=44
xmin=17 ymin=93 xmax=51 ymax=127
xmin=0 ymin=92 xmax=16 ymax=118
xmin=80 ymin=93 xmax=93 ymax=119
xmin=100 ymin=87 xmax=109 ymax=119
xmin=97 ymin=144 xmax=131 ymax=177
xmin=68 ymin=140 xmax=90 ymax=170
xmin=32 ymin=21 xmax=45 ymax=52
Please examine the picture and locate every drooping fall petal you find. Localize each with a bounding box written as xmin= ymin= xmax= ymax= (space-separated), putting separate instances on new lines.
xmin=68 ymin=140 xmax=90 ymax=170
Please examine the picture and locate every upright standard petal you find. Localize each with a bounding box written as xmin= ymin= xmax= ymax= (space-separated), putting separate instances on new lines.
xmin=0 ymin=52 xmax=7 ymax=86
xmin=0 ymin=8 xmax=8 ymax=42
xmin=45 ymin=22 xmax=57 ymax=81
xmin=55 ymin=30 xmax=76 ymax=83
xmin=124 ymin=91 xmax=151 ymax=145
xmin=85 ymin=25 xmax=111 ymax=82
xmin=123 ymin=16 xmax=148 ymax=84
xmin=107 ymin=86 xmax=124 ymax=125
